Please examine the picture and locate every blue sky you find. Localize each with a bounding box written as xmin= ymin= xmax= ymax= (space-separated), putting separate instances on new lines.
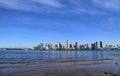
xmin=0 ymin=0 xmax=120 ymax=48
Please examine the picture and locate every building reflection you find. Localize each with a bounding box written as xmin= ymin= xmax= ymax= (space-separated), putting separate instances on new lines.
xmin=92 ymin=50 xmax=99 ymax=61
xmin=100 ymin=50 xmax=103 ymax=62
xmin=66 ymin=50 xmax=72 ymax=62
xmin=75 ymin=51 xmax=78 ymax=60
xmin=59 ymin=51 xmax=62 ymax=61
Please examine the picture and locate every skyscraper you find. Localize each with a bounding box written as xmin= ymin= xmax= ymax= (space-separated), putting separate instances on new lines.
xmin=95 ymin=41 xmax=98 ymax=49
xmin=59 ymin=41 xmax=62 ymax=50
xmin=84 ymin=44 xmax=89 ymax=49
xmin=70 ymin=44 xmax=72 ymax=49
xmin=55 ymin=44 xmax=58 ymax=48
xmin=100 ymin=41 xmax=103 ymax=48
xmin=40 ymin=43 xmax=44 ymax=50
xmin=66 ymin=40 xmax=70 ymax=49
xmin=91 ymin=43 xmax=95 ymax=49
xmin=75 ymin=42 xmax=78 ymax=50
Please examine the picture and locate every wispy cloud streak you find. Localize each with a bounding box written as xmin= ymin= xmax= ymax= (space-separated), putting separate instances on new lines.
xmin=0 ymin=0 xmax=112 ymax=15
xmin=93 ymin=0 xmax=120 ymax=11
xmin=34 ymin=0 xmax=63 ymax=7
xmin=0 ymin=0 xmax=62 ymax=11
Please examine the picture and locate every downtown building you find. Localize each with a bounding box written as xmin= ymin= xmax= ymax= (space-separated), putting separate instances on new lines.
xmin=34 ymin=40 xmax=104 ymax=50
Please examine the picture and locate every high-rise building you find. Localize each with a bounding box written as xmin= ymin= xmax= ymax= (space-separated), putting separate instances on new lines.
xmin=66 ymin=40 xmax=70 ymax=49
xmin=84 ymin=44 xmax=89 ymax=49
xmin=50 ymin=44 xmax=54 ymax=49
xmin=54 ymin=44 xmax=58 ymax=49
xmin=100 ymin=41 xmax=103 ymax=48
xmin=91 ymin=43 xmax=95 ymax=49
xmin=59 ymin=41 xmax=62 ymax=49
xmin=45 ymin=43 xmax=49 ymax=50
xmin=117 ymin=45 xmax=120 ymax=48
xmin=40 ymin=43 xmax=44 ymax=49
xmin=48 ymin=44 xmax=51 ymax=49
xmin=36 ymin=45 xmax=41 ymax=50
xmin=87 ymin=44 xmax=89 ymax=49
xmin=75 ymin=42 xmax=78 ymax=50
xmin=95 ymin=41 xmax=98 ymax=49
xmin=70 ymin=44 xmax=72 ymax=49
xmin=63 ymin=45 xmax=66 ymax=49
xmin=36 ymin=43 xmax=44 ymax=50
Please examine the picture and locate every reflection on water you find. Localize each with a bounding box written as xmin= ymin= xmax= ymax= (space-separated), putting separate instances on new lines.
xmin=0 ymin=50 xmax=120 ymax=64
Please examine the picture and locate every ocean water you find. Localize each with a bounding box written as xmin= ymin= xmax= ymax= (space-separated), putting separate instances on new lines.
xmin=0 ymin=50 xmax=120 ymax=64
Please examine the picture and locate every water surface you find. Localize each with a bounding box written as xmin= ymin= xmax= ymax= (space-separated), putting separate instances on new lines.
xmin=0 ymin=50 xmax=120 ymax=64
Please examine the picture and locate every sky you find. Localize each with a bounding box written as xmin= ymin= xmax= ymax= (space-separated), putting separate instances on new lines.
xmin=0 ymin=0 xmax=120 ymax=48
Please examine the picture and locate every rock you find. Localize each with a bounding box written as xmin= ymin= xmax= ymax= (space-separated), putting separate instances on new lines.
xmin=104 ymin=72 xmax=108 ymax=74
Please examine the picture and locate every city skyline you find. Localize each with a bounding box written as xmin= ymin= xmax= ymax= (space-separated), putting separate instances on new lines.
xmin=0 ymin=0 xmax=120 ymax=48
xmin=1 ymin=40 xmax=119 ymax=50
xmin=34 ymin=40 xmax=120 ymax=50
xmin=35 ymin=40 xmax=103 ymax=50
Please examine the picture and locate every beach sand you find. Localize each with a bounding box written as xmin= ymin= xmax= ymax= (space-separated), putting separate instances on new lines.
xmin=0 ymin=60 xmax=120 ymax=76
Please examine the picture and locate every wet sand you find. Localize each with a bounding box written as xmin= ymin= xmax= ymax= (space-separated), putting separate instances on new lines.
xmin=0 ymin=60 xmax=120 ymax=76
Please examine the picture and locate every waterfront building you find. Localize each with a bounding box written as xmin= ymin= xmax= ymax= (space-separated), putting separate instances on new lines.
xmin=100 ymin=41 xmax=103 ymax=48
xmin=33 ymin=40 xmax=108 ymax=50
xmin=109 ymin=45 xmax=113 ymax=48
xmin=45 ymin=43 xmax=49 ymax=50
xmin=59 ymin=41 xmax=62 ymax=50
xmin=35 ymin=43 xmax=44 ymax=50
xmin=106 ymin=44 xmax=108 ymax=48
xmin=91 ymin=43 xmax=95 ymax=49
xmin=40 ymin=43 xmax=44 ymax=50
xmin=87 ymin=44 xmax=89 ymax=49
xmin=66 ymin=40 xmax=70 ymax=49
xmin=37 ymin=45 xmax=41 ymax=50
xmin=95 ymin=42 xmax=98 ymax=49
xmin=84 ymin=44 xmax=89 ymax=49
xmin=63 ymin=45 xmax=66 ymax=50
xmin=80 ymin=45 xmax=85 ymax=49
xmin=70 ymin=44 xmax=72 ymax=49
xmin=117 ymin=45 xmax=120 ymax=48
xmin=50 ymin=44 xmax=54 ymax=49
xmin=55 ymin=44 xmax=58 ymax=49
xmin=48 ymin=44 xmax=51 ymax=49
xmin=75 ymin=42 xmax=79 ymax=50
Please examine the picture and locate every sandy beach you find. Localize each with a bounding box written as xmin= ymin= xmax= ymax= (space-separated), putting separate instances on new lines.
xmin=0 ymin=60 xmax=120 ymax=76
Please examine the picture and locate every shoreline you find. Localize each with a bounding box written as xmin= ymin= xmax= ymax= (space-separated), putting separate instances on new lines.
xmin=0 ymin=49 xmax=120 ymax=51
xmin=0 ymin=60 xmax=120 ymax=76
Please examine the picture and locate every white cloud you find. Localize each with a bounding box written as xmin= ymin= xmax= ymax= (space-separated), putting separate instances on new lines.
xmin=34 ymin=0 xmax=62 ymax=7
xmin=0 ymin=0 xmax=62 ymax=11
xmin=0 ymin=0 xmax=108 ymax=15
xmin=93 ymin=0 xmax=120 ymax=11
xmin=0 ymin=0 xmax=20 ymax=9
xmin=64 ymin=0 xmax=106 ymax=15
xmin=70 ymin=8 xmax=106 ymax=15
